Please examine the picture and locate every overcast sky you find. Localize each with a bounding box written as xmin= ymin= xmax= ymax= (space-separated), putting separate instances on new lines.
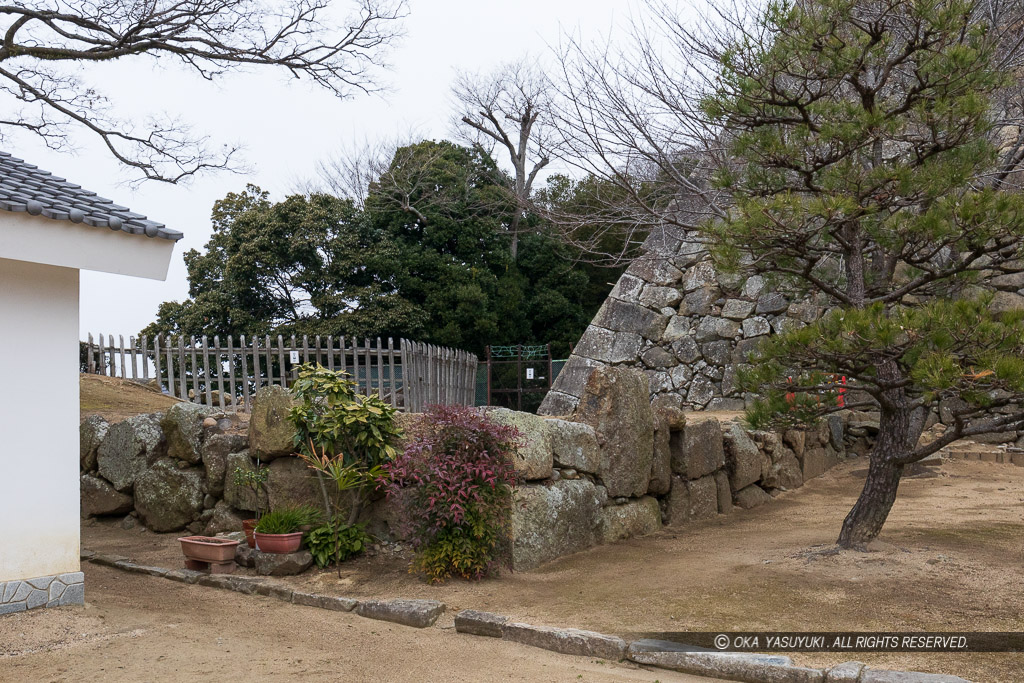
xmin=9 ymin=0 xmax=650 ymax=339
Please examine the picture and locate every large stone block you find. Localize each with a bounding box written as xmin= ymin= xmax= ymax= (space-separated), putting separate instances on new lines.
xmin=665 ymin=475 xmax=718 ymax=525
xmin=662 ymin=316 xmax=691 ymax=341
xmin=990 ymin=290 xmax=1024 ymax=314
xmin=486 ymin=408 xmax=554 ymax=480
xmin=722 ymin=299 xmax=756 ymax=320
xmin=599 ymin=496 xmax=661 ymax=543
xmin=266 ymin=455 xmax=322 ymax=510
xmin=80 ymin=473 xmax=133 ymax=517
xmin=734 ymin=484 xmax=772 ymax=509
xmin=511 ymin=479 xmax=603 ymax=570
xmin=538 ymin=355 xmax=600 ymax=414
xmin=203 ymin=500 xmax=245 ymax=536
xmin=202 ymin=433 xmax=248 ymax=497
xmin=639 ymin=285 xmax=682 ymax=309
xmin=222 ymin=451 xmax=267 ymax=513
xmin=761 ymin=450 xmax=804 ymax=490
xmin=249 ymin=385 xmax=298 ymax=460
xmin=686 ymin=376 xmax=715 ymax=407
xmin=161 ymin=402 xmax=213 ymax=464
xmin=626 ymin=256 xmax=683 ymax=286
xmin=573 ymin=366 xmax=654 ymax=497
xmin=592 ymin=298 xmax=669 ymax=340
xmin=640 ymin=345 xmax=677 ymax=369
xmin=254 ymin=549 xmax=313 ymax=576
xmin=97 ymin=413 xmax=165 ymax=492
xmin=679 ymin=286 xmax=718 ymax=316
xmin=503 ymin=622 xmax=627 ymax=661
xmin=801 ymin=447 xmax=827 ymax=480
xmin=80 ymin=415 xmax=108 ymax=472
xmin=723 ymin=423 xmax=765 ymax=491
xmin=454 ymin=610 xmax=508 ymax=638
xmin=574 ymin=326 xmax=643 ymax=364
xmin=671 ymin=416 xmax=725 ymax=480
xmin=538 ymin=390 xmax=580 ymax=417
xmin=547 ymin=419 xmax=600 ymax=474
xmin=134 ymin=459 xmax=206 ymax=532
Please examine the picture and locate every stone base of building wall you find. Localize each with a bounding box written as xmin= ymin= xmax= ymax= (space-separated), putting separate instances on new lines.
xmin=0 ymin=572 xmax=84 ymax=615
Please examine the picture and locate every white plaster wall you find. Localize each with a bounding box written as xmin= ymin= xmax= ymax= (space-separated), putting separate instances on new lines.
xmin=0 ymin=257 xmax=81 ymax=581
xmin=0 ymin=211 xmax=175 ymax=280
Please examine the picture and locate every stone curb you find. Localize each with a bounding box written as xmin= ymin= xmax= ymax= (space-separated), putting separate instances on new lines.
xmin=355 ymin=599 xmax=446 ymax=628
xmin=82 ymin=551 xmax=438 ymax=629
xmin=82 ymin=553 xmax=971 ymax=682
xmin=453 ymin=611 xmax=971 ymax=683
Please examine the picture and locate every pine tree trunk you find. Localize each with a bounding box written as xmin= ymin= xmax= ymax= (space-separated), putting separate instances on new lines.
xmin=837 ymin=451 xmax=903 ymax=548
xmin=837 ymin=401 xmax=912 ymax=548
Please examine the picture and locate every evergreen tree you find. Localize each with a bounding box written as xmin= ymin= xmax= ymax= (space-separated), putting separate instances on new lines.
xmin=558 ymin=0 xmax=1024 ymax=547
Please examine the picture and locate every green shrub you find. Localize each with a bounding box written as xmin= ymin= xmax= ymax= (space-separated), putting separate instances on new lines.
xmin=232 ymin=462 xmax=269 ymax=519
xmin=288 ymin=363 xmax=402 ymax=525
xmin=306 ymin=519 xmax=373 ymax=571
xmin=254 ymin=505 xmax=322 ymax=534
xmin=383 ymin=405 xmax=520 ymax=583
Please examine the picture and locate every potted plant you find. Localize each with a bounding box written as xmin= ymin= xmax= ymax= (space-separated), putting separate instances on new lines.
xmin=253 ymin=505 xmax=321 ymax=554
xmin=233 ymin=461 xmax=269 ymax=548
xmin=177 ymin=535 xmax=241 ymax=573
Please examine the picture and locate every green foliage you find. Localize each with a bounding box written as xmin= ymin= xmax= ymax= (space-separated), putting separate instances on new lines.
xmin=384 ymin=405 xmax=519 ymax=583
xmin=253 ymin=505 xmax=321 ymax=534
xmin=742 ymin=298 xmax=1024 ymax=431
xmin=144 ymin=142 xmax=622 ymax=358
xmin=142 ymin=185 xmax=426 ymax=342
xmin=289 ymin=363 xmax=399 ymax=524
xmin=694 ymin=0 xmax=1024 ymax=448
xmin=306 ymin=519 xmax=372 ymax=569
xmin=410 ymin=508 xmax=506 ymax=584
xmin=232 ymin=463 xmax=269 ymax=519
xmin=288 ymin=363 xmax=400 ymax=469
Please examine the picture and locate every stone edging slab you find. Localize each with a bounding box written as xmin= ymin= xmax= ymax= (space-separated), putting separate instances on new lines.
xmin=81 ymin=549 xmax=443 ymax=628
xmin=453 ymin=611 xmax=973 ymax=683
xmin=82 ymin=550 xmax=972 ymax=683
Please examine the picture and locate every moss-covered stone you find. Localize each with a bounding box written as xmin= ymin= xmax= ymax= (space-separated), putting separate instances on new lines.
xmin=249 ymin=386 xmax=298 ymax=460
xmin=134 ymin=459 xmax=205 ymax=532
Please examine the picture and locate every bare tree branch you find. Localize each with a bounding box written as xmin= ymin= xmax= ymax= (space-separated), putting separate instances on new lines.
xmin=0 ymin=0 xmax=407 ymax=183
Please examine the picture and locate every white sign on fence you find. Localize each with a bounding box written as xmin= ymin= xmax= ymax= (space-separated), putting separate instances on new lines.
xmin=290 ymin=350 xmax=300 ymax=364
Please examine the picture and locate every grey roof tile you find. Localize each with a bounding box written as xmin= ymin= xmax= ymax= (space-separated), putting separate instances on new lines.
xmin=0 ymin=151 xmax=181 ymax=241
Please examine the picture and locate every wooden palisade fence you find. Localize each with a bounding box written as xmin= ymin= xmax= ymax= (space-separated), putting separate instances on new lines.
xmin=82 ymin=333 xmax=478 ymax=413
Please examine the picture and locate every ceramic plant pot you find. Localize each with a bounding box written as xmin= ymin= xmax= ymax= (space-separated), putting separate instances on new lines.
xmin=253 ymin=531 xmax=303 ymax=554
xmin=242 ymin=519 xmax=257 ymax=548
xmin=178 ymin=536 xmax=240 ymax=563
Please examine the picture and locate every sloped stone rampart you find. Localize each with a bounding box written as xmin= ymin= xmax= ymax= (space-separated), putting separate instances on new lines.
xmin=539 ymin=228 xmax=834 ymax=416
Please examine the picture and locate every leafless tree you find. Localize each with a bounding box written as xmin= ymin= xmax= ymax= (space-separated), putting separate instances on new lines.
xmin=312 ymin=135 xmax=484 ymax=223
xmin=452 ymin=58 xmax=559 ymax=259
xmin=311 ymin=134 xmax=413 ymax=209
xmin=0 ymin=0 xmax=407 ymax=183
xmin=552 ymin=0 xmax=1024 ymax=255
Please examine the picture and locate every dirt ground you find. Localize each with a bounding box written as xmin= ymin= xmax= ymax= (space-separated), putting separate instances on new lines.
xmin=79 ymin=456 xmax=1024 ymax=682
xmin=80 ymin=374 xmax=181 ymax=423
xmin=0 ymin=564 xmax=723 ymax=683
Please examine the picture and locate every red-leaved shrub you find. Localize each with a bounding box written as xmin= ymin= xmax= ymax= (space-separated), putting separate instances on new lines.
xmin=383 ymin=405 xmax=520 ymax=583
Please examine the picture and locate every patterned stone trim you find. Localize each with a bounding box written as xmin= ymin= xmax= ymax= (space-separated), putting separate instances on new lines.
xmin=0 ymin=572 xmax=84 ymax=615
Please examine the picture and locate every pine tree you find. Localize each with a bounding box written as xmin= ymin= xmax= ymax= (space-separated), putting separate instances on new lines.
xmin=704 ymin=0 xmax=1024 ymax=546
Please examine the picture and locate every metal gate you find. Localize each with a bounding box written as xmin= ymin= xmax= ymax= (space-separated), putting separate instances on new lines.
xmin=484 ymin=344 xmax=552 ymax=412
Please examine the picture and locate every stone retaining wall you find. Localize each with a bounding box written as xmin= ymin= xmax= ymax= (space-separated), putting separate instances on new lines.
xmin=490 ymin=365 xmax=869 ymax=570
xmin=81 ymin=380 xmax=873 ymax=571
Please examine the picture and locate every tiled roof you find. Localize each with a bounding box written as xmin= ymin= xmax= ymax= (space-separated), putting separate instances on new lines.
xmin=0 ymin=151 xmax=182 ymax=241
